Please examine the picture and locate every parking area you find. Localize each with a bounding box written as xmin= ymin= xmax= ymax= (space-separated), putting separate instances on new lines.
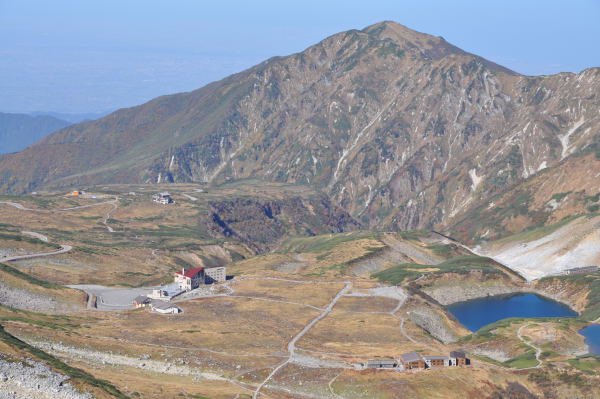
xmin=68 ymin=284 xmax=157 ymax=311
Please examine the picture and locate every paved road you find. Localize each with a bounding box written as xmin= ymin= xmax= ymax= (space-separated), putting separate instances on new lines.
xmin=181 ymin=193 xmax=198 ymax=201
xmin=1 ymin=199 xmax=117 ymax=213
xmin=0 ymin=231 xmax=72 ymax=263
xmin=21 ymin=231 xmax=49 ymax=242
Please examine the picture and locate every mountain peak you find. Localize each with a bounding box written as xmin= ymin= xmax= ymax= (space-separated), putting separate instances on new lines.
xmin=362 ymin=21 xmax=457 ymax=57
xmin=363 ymin=21 xmax=438 ymax=42
xmin=361 ymin=21 xmax=516 ymax=74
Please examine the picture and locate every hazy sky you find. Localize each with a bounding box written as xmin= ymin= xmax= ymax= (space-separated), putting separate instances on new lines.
xmin=1 ymin=0 xmax=599 ymax=114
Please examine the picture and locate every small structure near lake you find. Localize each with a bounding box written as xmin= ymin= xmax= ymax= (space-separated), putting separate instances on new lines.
xmin=450 ymin=351 xmax=470 ymax=366
xmin=363 ymin=352 xmax=470 ymax=371
xmin=400 ymin=352 xmax=426 ymax=370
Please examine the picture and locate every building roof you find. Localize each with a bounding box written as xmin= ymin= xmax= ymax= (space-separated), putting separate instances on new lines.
xmin=366 ymin=359 xmax=397 ymax=365
xmin=400 ymin=352 xmax=423 ymax=362
xmin=175 ymin=267 xmax=204 ymax=278
xmin=450 ymin=351 xmax=467 ymax=358
xmin=133 ymin=295 xmax=150 ymax=304
xmin=423 ymin=355 xmax=449 ymax=361
xmin=151 ymin=300 xmax=179 ymax=310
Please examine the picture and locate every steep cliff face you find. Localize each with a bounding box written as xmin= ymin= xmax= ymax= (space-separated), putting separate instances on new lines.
xmin=1 ymin=21 xmax=599 ymax=237
xmin=205 ymin=195 xmax=361 ymax=253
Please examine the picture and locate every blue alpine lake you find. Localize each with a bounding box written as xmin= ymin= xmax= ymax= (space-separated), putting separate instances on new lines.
xmin=446 ymin=293 xmax=577 ymax=332
xmin=580 ymin=324 xmax=600 ymax=355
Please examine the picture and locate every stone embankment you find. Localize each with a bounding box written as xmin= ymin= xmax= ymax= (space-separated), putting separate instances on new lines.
xmin=0 ymin=282 xmax=78 ymax=313
xmin=423 ymin=283 xmax=525 ymax=306
xmin=423 ymin=282 xmax=580 ymax=312
xmin=408 ymin=307 xmax=458 ymax=344
xmin=0 ymin=356 xmax=92 ymax=399
xmin=28 ymin=339 xmax=225 ymax=382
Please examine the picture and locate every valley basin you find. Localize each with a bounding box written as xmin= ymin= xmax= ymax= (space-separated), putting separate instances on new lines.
xmin=446 ymin=293 xmax=577 ymax=332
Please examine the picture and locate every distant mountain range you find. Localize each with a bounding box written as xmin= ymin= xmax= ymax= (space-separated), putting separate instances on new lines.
xmin=29 ymin=110 xmax=113 ymax=124
xmin=1 ymin=21 xmax=598 ymax=243
xmin=0 ymin=112 xmax=71 ymax=155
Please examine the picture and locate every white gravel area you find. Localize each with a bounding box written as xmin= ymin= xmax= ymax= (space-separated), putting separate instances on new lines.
xmin=477 ymin=215 xmax=600 ymax=281
xmin=0 ymin=356 xmax=92 ymax=399
xmin=0 ymin=281 xmax=78 ymax=313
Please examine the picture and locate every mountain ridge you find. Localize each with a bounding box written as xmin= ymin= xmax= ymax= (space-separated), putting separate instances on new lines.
xmin=1 ymin=21 xmax=599 ymax=242
xmin=0 ymin=112 xmax=71 ymax=155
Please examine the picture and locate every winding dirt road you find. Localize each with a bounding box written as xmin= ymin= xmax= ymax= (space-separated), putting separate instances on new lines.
xmin=1 ymin=197 xmax=120 ymax=233
xmin=0 ymin=231 xmax=72 ymax=263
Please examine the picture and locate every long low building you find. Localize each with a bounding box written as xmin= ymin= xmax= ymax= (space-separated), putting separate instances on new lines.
xmin=150 ymin=300 xmax=182 ymax=314
xmin=366 ymin=359 xmax=399 ymax=369
xmin=563 ymin=266 xmax=599 ymax=275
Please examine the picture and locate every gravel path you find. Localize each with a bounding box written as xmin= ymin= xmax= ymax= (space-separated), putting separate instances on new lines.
xmin=0 ymin=201 xmax=47 ymax=212
xmin=21 ymin=231 xmax=49 ymax=242
xmin=182 ymin=193 xmax=198 ymax=201
xmin=101 ymin=201 xmax=119 ymax=232
xmin=517 ymin=324 xmax=543 ymax=369
xmin=252 ymin=282 xmax=352 ymax=399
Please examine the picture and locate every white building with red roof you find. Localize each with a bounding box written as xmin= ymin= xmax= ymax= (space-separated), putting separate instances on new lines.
xmin=174 ymin=267 xmax=205 ymax=291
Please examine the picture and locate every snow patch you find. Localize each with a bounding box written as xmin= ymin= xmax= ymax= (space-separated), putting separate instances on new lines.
xmin=559 ymin=116 xmax=585 ymax=160
xmin=479 ymin=215 xmax=600 ymax=281
xmin=469 ymin=169 xmax=483 ymax=191
xmin=546 ymin=199 xmax=560 ymax=210
xmin=537 ymin=161 xmax=547 ymax=171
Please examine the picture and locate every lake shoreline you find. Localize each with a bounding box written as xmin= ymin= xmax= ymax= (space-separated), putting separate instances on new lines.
xmin=446 ymin=292 xmax=578 ymax=332
xmin=580 ymin=324 xmax=600 ymax=355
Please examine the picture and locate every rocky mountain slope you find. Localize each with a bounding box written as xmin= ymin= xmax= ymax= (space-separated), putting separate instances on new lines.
xmin=0 ymin=112 xmax=70 ymax=154
xmin=1 ymin=21 xmax=599 ymax=239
